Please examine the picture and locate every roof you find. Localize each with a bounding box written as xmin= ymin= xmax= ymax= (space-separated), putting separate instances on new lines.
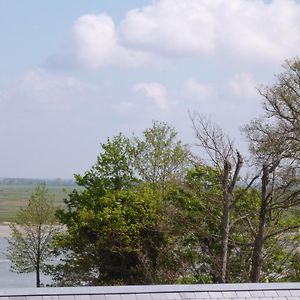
xmin=0 ymin=283 xmax=300 ymax=300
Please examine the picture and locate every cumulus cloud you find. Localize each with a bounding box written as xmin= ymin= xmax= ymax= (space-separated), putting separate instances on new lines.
xmin=133 ymin=82 xmax=169 ymax=110
xmin=216 ymin=0 xmax=300 ymax=65
xmin=181 ymin=79 xmax=214 ymax=102
xmin=120 ymin=0 xmax=216 ymax=57
xmin=45 ymin=0 xmax=300 ymax=70
xmin=120 ymin=0 xmax=300 ymax=64
xmin=228 ymin=72 xmax=258 ymax=99
xmin=73 ymin=14 xmax=152 ymax=69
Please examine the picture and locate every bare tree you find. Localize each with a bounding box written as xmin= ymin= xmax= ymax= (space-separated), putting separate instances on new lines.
xmin=191 ymin=113 xmax=243 ymax=283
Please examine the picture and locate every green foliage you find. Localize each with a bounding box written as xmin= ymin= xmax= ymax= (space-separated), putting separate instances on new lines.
xmin=6 ymin=184 xmax=59 ymax=287
xmin=134 ymin=121 xmax=190 ymax=190
xmin=75 ymin=133 xmax=137 ymax=192
xmin=50 ymin=122 xmax=193 ymax=286
xmin=285 ymin=252 xmax=300 ymax=282
xmin=261 ymin=209 xmax=300 ymax=282
xmin=51 ymin=186 xmax=169 ymax=286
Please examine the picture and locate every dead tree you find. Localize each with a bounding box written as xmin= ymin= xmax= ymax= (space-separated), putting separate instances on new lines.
xmin=191 ymin=113 xmax=243 ymax=283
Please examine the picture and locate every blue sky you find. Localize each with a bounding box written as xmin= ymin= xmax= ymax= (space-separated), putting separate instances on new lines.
xmin=1 ymin=0 xmax=300 ymax=178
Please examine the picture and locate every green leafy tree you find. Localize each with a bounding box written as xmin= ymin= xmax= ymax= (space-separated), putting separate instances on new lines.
xmin=134 ymin=121 xmax=190 ymax=191
xmin=49 ymin=124 xmax=192 ymax=286
xmin=76 ymin=133 xmax=136 ymax=192
xmin=6 ymin=184 xmax=59 ymax=287
xmin=51 ymin=186 xmax=168 ymax=286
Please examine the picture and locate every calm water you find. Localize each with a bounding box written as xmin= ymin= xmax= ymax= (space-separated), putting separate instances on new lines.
xmin=0 ymin=237 xmax=52 ymax=288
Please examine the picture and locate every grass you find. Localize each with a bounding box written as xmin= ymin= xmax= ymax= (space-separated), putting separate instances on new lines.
xmin=0 ymin=184 xmax=77 ymax=222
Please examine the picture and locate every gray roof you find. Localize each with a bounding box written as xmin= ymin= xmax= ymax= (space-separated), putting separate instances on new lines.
xmin=0 ymin=283 xmax=300 ymax=300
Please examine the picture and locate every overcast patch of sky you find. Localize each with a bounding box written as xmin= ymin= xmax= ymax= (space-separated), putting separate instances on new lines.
xmin=1 ymin=0 xmax=300 ymax=178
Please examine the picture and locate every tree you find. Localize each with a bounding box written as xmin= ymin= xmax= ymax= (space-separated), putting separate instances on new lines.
xmin=243 ymin=58 xmax=300 ymax=282
xmin=259 ymin=58 xmax=300 ymax=147
xmin=248 ymin=160 xmax=300 ymax=282
xmin=50 ymin=127 xmax=187 ymax=286
xmin=178 ymin=164 xmax=224 ymax=283
xmin=49 ymin=122 xmax=194 ymax=286
xmin=176 ymin=164 xmax=260 ymax=283
xmin=134 ymin=121 xmax=191 ymax=191
xmin=51 ymin=184 xmax=172 ymax=286
xmin=191 ymin=114 xmax=244 ymax=283
xmin=76 ymin=133 xmax=137 ymax=192
xmin=6 ymin=184 xmax=59 ymax=287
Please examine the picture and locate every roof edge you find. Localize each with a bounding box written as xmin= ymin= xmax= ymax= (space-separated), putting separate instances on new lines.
xmin=1 ymin=283 xmax=300 ymax=297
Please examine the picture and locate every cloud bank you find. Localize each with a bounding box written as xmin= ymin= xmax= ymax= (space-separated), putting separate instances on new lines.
xmin=53 ymin=0 xmax=300 ymax=70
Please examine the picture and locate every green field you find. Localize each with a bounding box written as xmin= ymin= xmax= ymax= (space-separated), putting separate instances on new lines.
xmin=0 ymin=184 xmax=77 ymax=222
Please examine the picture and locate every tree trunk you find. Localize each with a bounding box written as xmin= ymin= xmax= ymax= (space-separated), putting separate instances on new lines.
xmin=219 ymin=190 xmax=230 ymax=283
xmin=36 ymin=223 xmax=41 ymax=287
xmin=219 ymin=153 xmax=243 ymax=283
xmin=250 ymin=165 xmax=269 ymax=282
xmin=218 ymin=159 xmax=231 ymax=283
xmin=36 ymin=264 xmax=40 ymax=287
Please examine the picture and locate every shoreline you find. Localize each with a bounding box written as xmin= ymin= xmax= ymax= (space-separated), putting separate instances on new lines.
xmin=0 ymin=224 xmax=64 ymax=237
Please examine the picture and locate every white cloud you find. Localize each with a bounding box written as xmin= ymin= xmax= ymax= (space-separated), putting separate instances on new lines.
xmin=120 ymin=0 xmax=216 ymax=57
xmin=46 ymin=0 xmax=300 ymax=70
xmin=216 ymin=0 xmax=300 ymax=65
xmin=73 ymin=14 xmax=152 ymax=69
xmin=120 ymin=0 xmax=300 ymax=65
xmin=133 ymin=82 xmax=169 ymax=110
xmin=181 ymin=79 xmax=214 ymax=102
xmin=228 ymin=72 xmax=258 ymax=99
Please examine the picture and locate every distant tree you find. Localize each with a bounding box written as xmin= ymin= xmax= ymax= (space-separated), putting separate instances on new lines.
xmin=6 ymin=184 xmax=59 ymax=287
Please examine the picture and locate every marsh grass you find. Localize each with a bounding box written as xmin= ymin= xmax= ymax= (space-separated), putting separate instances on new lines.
xmin=0 ymin=185 xmax=76 ymax=222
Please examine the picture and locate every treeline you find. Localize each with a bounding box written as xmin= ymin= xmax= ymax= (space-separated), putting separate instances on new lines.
xmin=7 ymin=58 xmax=300 ymax=286
xmin=45 ymin=59 xmax=300 ymax=286
xmin=0 ymin=178 xmax=76 ymax=186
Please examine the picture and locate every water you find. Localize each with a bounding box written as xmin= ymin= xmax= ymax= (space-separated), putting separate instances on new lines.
xmin=0 ymin=237 xmax=52 ymax=288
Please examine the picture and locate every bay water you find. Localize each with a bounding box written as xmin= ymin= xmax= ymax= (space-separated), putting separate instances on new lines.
xmin=0 ymin=237 xmax=52 ymax=288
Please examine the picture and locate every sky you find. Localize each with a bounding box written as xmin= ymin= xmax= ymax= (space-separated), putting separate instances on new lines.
xmin=1 ymin=0 xmax=300 ymax=179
